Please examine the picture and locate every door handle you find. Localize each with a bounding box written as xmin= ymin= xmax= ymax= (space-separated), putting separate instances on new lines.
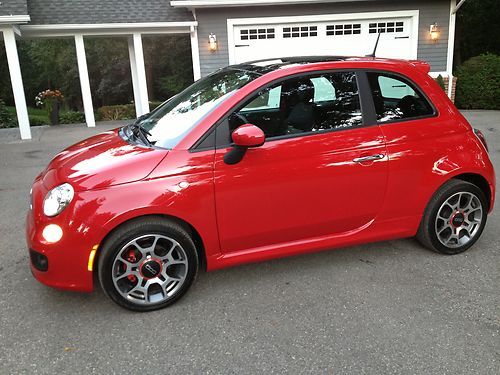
xmin=262 ymin=116 xmax=271 ymax=121
xmin=353 ymin=154 xmax=385 ymax=163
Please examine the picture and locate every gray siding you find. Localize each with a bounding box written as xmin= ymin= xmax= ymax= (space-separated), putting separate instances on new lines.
xmin=26 ymin=0 xmax=193 ymax=25
xmin=0 ymin=0 xmax=28 ymax=16
xmin=196 ymin=0 xmax=450 ymax=76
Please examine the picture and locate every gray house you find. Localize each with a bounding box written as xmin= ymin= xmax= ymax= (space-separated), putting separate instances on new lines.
xmin=1 ymin=0 xmax=464 ymax=140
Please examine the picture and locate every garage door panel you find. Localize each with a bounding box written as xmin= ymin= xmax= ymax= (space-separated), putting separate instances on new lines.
xmin=233 ymin=16 xmax=414 ymax=64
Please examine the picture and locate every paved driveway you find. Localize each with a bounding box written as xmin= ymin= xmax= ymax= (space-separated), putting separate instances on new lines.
xmin=0 ymin=112 xmax=498 ymax=374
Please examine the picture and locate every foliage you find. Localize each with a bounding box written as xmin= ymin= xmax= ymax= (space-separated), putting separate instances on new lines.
xmin=455 ymin=54 xmax=500 ymax=110
xmin=455 ymin=0 xmax=500 ymax=67
xmin=150 ymin=101 xmax=163 ymax=111
xmin=0 ymin=99 xmax=16 ymax=128
xmin=98 ymin=104 xmax=136 ymax=121
xmin=435 ymin=75 xmax=446 ymax=91
xmin=0 ymin=35 xmax=193 ymax=112
xmin=59 ymin=111 xmax=86 ymax=124
xmin=28 ymin=115 xmax=50 ymax=127
xmin=1 ymin=105 xmax=50 ymax=127
xmin=35 ymin=89 xmax=64 ymax=107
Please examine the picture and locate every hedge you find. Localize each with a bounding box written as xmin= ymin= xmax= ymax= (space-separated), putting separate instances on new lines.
xmin=0 ymin=100 xmax=16 ymax=128
xmin=455 ymin=53 xmax=500 ymax=110
xmin=97 ymin=101 xmax=165 ymax=121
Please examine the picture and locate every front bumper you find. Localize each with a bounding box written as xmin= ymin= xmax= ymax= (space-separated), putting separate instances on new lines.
xmin=26 ymin=179 xmax=96 ymax=292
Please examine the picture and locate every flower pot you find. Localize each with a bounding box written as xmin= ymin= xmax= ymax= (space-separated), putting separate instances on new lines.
xmin=50 ymin=99 xmax=60 ymax=125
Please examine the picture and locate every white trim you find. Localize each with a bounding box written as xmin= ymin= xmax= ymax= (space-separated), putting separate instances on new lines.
xmin=20 ymin=21 xmax=197 ymax=37
xmin=2 ymin=27 xmax=31 ymax=139
xmin=0 ymin=15 xmax=30 ymax=24
xmin=453 ymin=0 xmax=467 ymax=14
xmin=74 ymin=35 xmax=96 ymax=128
xmin=128 ymin=37 xmax=143 ymax=116
xmin=428 ymin=71 xmax=450 ymax=78
xmin=190 ymin=26 xmax=202 ymax=81
xmin=130 ymin=33 xmax=150 ymax=116
xmin=172 ymin=0 xmax=366 ymax=7
xmin=227 ymin=10 xmax=420 ymax=64
xmin=446 ymin=0 xmax=457 ymax=98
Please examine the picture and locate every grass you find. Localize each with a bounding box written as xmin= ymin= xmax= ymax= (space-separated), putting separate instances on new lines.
xmin=6 ymin=106 xmax=50 ymax=126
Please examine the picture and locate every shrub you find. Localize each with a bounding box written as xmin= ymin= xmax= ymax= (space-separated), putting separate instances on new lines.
xmin=150 ymin=101 xmax=163 ymax=111
xmin=0 ymin=99 xmax=16 ymax=128
xmin=455 ymin=53 xmax=500 ymax=109
xmin=97 ymin=104 xmax=136 ymax=121
xmin=435 ymin=75 xmax=446 ymax=91
xmin=59 ymin=111 xmax=85 ymax=124
xmin=28 ymin=115 xmax=49 ymax=127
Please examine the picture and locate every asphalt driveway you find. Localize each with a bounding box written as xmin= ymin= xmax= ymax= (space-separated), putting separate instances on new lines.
xmin=0 ymin=111 xmax=498 ymax=374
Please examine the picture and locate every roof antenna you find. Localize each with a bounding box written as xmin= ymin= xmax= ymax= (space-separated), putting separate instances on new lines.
xmin=366 ymin=32 xmax=381 ymax=58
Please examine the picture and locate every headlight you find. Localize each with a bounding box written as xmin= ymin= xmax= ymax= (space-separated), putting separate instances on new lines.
xmin=43 ymin=183 xmax=74 ymax=217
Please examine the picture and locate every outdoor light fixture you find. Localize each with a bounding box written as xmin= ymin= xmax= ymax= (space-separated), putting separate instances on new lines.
xmin=209 ymin=33 xmax=217 ymax=51
xmin=430 ymin=23 xmax=439 ymax=41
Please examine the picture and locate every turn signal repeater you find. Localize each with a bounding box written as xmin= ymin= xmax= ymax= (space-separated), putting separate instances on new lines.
xmin=42 ymin=224 xmax=63 ymax=243
xmin=88 ymin=245 xmax=99 ymax=271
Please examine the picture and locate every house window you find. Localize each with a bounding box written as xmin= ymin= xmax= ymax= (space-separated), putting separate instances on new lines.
xmin=326 ymin=24 xmax=361 ymax=36
xmin=369 ymin=21 xmax=404 ymax=34
xmin=283 ymin=26 xmax=318 ymax=38
xmin=240 ymin=28 xmax=275 ymax=40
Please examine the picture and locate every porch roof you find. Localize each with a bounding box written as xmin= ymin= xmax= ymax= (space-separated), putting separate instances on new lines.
xmin=0 ymin=1 xmax=194 ymax=25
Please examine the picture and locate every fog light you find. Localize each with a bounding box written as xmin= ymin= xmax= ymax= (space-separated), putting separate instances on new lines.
xmin=42 ymin=224 xmax=63 ymax=243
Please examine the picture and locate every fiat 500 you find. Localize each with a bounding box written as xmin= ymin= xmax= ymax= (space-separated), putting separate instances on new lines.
xmin=27 ymin=57 xmax=495 ymax=311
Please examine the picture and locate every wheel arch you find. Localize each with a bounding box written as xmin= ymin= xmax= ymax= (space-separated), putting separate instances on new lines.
xmin=452 ymin=173 xmax=492 ymax=211
xmin=93 ymin=214 xmax=207 ymax=281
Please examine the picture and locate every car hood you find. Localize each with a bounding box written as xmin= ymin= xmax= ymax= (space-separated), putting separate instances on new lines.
xmin=41 ymin=129 xmax=168 ymax=192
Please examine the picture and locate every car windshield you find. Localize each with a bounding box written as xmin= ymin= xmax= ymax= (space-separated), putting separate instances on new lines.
xmin=132 ymin=68 xmax=261 ymax=149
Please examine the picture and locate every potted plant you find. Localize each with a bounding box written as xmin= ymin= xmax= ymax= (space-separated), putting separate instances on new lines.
xmin=35 ymin=89 xmax=64 ymax=125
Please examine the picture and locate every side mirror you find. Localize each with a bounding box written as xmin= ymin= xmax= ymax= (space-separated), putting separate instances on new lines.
xmin=231 ymin=124 xmax=265 ymax=148
xmin=224 ymin=124 xmax=265 ymax=165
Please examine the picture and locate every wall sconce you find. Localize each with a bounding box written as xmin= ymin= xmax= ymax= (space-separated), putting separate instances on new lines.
xmin=429 ymin=23 xmax=439 ymax=41
xmin=209 ymin=33 xmax=217 ymax=52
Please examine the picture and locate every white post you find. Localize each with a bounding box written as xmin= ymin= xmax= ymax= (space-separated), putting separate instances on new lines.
xmin=190 ymin=25 xmax=201 ymax=81
xmin=128 ymin=36 xmax=142 ymax=116
xmin=74 ymin=34 xmax=95 ymax=127
xmin=2 ymin=27 xmax=31 ymax=140
xmin=446 ymin=0 xmax=457 ymax=99
xmin=128 ymin=33 xmax=149 ymax=117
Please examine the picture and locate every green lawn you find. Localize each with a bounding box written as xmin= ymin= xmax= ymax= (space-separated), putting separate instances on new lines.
xmin=6 ymin=106 xmax=50 ymax=126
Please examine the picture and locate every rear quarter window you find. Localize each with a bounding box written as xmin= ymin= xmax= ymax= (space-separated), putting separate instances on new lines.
xmin=367 ymin=72 xmax=434 ymax=123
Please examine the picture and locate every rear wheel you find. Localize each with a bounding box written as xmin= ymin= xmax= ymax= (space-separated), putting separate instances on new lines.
xmin=98 ymin=217 xmax=198 ymax=311
xmin=417 ymin=180 xmax=487 ymax=255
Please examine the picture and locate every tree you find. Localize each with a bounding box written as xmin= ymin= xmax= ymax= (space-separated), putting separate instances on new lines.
xmin=454 ymin=0 xmax=500 ymax=68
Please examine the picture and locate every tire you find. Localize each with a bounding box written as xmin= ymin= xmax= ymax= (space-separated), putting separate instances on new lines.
xmin=98 ymin=216 xmax=198 ymax=312
xmin=417 ymin=179 xmax=488 ymax=255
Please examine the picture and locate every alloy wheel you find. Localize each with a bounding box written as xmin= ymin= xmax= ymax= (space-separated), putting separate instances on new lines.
xmin=111 ymin=234 xmax=188 ymax=305
xmin=434 ymin=191 xmax=483 ymax=249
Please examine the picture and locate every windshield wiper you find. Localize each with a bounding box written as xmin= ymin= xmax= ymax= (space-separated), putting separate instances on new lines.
xmin=129 ymin=123 xmax=154 ymax=146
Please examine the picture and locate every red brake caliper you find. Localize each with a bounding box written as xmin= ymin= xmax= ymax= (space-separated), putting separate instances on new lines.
xmin=126 ymin=249 xmax=137 ymax=283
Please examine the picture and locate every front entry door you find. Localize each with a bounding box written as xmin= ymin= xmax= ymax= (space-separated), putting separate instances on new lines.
xmin=213 ymin=71 xmax=388 ymax=253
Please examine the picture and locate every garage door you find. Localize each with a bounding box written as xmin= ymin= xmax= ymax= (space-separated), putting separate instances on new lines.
xmin=230 ymin=14 xmax=416 ymax=64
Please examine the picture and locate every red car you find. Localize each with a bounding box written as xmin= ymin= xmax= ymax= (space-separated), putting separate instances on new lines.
xmin=27 ymin=57 xmax=495 ymax=311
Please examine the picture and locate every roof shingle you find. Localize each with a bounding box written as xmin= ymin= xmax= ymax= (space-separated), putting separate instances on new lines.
xmin=26 ymin=0 xmax=194 ymax=25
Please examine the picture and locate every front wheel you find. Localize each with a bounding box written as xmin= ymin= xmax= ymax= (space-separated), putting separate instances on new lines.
xmin=98 ymin=217 xmax=198 ymax=311
xmin=417 ymin=180 xmax=488 ymax=255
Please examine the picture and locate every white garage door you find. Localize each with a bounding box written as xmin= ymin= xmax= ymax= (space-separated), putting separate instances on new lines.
xmin=230 ymin=12 xmax=417 ymax=64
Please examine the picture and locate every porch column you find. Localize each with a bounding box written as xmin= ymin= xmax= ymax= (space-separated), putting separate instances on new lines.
xmin=74 ymin=34 xmax=95 ymax=127
xmin=128 ymin=34 xmax=149 ymax=117
xmin=190 ymin=26 xmax=201 ymax=81
xmin=2 ymin=26 xmax=31 ymax=139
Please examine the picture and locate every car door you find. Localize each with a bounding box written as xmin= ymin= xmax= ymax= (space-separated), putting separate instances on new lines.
xmin=213 ymin=71 xmax=388 ymax=254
